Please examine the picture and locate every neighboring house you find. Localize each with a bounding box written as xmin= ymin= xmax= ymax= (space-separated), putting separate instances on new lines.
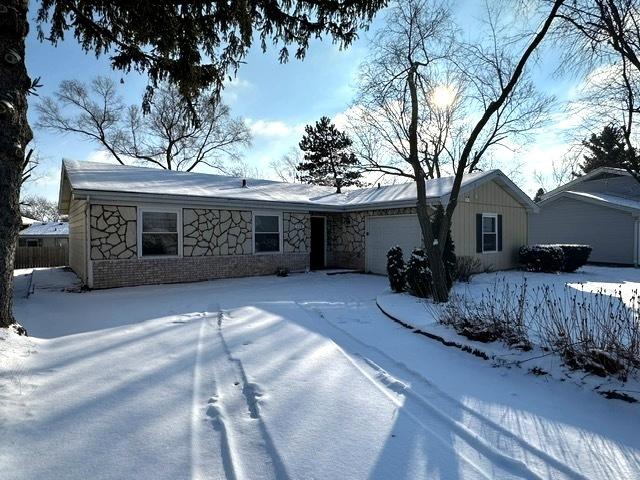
xmin=529 ymin=167 xmax=640 ymax=265
xmin=58 ymin=160 xmax=536 ymax=289
xmin=20 ymin=216 xmax=39 ymax=230
xmin=18 ymin=222 xmax=69 ymax=248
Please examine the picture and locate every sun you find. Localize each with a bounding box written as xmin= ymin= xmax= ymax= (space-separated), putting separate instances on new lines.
xmin=431 ymin=84 xmax=457 ymax=108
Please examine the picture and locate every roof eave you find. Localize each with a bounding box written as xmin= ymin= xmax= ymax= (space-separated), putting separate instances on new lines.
xmin=539 ymin=191 xmax=640 ymax=214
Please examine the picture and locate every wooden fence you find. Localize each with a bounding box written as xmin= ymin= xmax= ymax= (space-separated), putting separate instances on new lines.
xmin=15 ymin=246 xmax=69 ymax=269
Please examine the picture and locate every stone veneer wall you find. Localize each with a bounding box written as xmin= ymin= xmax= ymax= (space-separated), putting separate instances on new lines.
xmin=90 ymin=205 xmax=137 ymax=260
xmin=283 ymin=212 xmax=310 ymax=253
xmin=324 ymin=207 xmax=417 ymax=270
xmin=92 ymin=253 xmax=308 ymax=288
xmin=183 ymin=209 xmax=252 ymax=256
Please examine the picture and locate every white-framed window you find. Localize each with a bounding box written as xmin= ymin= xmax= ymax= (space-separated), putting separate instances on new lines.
xmin=139 ymin=209 xmax=181 ymax=257
xmin=253 ymin=212 xmax=281 ymax=254
xmin=481 ymin=213 xmax=498 ymax=253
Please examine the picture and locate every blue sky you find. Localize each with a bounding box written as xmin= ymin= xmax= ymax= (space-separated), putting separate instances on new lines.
xmin=23 ymin=4 xmax=582 ymax=202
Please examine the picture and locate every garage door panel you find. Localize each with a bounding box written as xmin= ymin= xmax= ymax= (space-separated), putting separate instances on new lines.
xmin=366 ymin=215 xmax=423 ymax=274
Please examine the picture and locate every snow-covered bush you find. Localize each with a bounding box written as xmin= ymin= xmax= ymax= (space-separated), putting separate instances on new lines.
xmin=275 ymin=266 xmax=289 ymax=277
xmin=535 ymin=286 xmax=640 ymax=380
xmin=557 ymin=245 xmax=592 ymax=272
xmin=405 ymin=249 xmax=433 ymax=298
xmin=440 ymin=278 xmax=531 ymax=349
xmin=439 ymin=279 xmax=640 ymax=381
xmin=455 ymin=256 xmax=483 ymax=283
xmin=519 ymin=245 xmax=564 ymax=272
xmin=386 ymin=246 xmax=406 ymax=293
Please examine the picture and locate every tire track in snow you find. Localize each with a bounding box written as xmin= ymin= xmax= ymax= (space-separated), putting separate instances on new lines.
xmin=296 ymin=301 xmax=587 ymax=480
xmin=212 ymin=310 xmax=290 ymax=480
xmin=190 ymin=312 xmax=238 ymax=480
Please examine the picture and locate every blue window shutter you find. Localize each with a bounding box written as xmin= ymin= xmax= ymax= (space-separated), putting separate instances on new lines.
xmin=476 ymin=214 xmax=482 ymax=253
xmin=498 ymin=214 xmax=503 ymax=251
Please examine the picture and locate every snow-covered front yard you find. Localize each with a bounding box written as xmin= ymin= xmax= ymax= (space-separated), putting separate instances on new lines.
xmin=2 ymin=267 xmax=640 ymax=479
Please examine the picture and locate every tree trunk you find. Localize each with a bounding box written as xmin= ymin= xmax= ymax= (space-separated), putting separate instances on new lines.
xmin=407 ymin=66 xmax=449 ymax=303
xmin=0 ymin=0 xmax=32 ymax=329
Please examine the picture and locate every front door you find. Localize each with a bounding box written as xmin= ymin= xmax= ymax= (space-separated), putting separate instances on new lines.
xmin=310 ymin=217 xmax=326 ymax=270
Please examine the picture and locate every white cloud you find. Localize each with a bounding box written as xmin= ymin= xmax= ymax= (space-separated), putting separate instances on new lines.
xmin=246 ymin=119 xmax=304 ymax=138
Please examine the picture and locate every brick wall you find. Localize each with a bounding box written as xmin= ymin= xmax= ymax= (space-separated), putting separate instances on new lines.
xmin=91 ymin=253 xmax=309 ymax=289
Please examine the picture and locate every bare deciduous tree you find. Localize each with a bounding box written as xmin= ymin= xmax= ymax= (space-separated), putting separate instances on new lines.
xmin=20 ymin=195 xmax=60 ymax=222
xmin=269 ymin=147 xmax=302 ymax=183
xmin=553 ymin=0 xmax=640 ymax=175
xmin=351 ymin=0 xmax=564 ymax=301
xmin=37 ymin=77 xmax=252 ymax=173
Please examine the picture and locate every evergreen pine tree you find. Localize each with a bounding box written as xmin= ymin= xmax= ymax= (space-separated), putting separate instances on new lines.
xmin=297 ymin=116 xmax=363 ymax=193
xmin=533 ymin=188 xmax=545 ymax=203
xmin=581 ymin=125 xmax=633 ymax=173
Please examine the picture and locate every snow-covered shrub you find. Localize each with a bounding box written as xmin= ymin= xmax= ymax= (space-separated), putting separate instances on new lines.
xmin=557 ymin=245 xmax=592 ymax=272
xmin=275 ymin=266 xmax=289 ymax=277
xmin=439 ymin=278 xmax=531 ymax=349
xmin=455 ymin=256 xmax=482 ymax=283
xmin=519 ymin=245 xmax=564 ymax=272
xmin=440 ymin=279 xmax=640 ymax=381
xmin=386 ymin=246 xmax=406 ymax=293
xmin=406 ymin=249 xmax=433 ymax=298
xmin=535 ymin=286 xmax=640 ymax=380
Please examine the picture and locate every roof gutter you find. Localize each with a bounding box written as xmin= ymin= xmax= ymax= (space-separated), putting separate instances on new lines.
xmin=70 ymin=188 xmax=445 ymax=213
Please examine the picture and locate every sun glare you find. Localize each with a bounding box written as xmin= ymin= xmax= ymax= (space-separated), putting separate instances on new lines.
xmin=431 ymin=85 xmax=457 ymax=108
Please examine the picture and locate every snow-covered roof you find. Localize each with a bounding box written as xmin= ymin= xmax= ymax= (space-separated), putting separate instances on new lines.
xmin=59 ymin=159 xmax=534 ymax=212
xmin=21 ymin=216 xmax=38 ymax=226
xmin=559 ymin=190 xmax=640 ymax=212
xmin=19 ymin=222 xmax=69 ymax=237
xmin=541 ymin=167 xmax=632 ymax=200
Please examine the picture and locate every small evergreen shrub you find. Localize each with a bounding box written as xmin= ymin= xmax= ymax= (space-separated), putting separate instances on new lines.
xmin=386 ymin=246 xmax=406 ymax=293
xmin=557 ymin=245 xmax=592 ymax=272
xmin=519 ymin=245 xmax=564 ymax=272
xmin=432 ymin=205 xmax=456 ymax=290
xmin=275 ymin=266 xmax=289 ymax=277
xmin=406 ymin=248 xmax=433 ymax=298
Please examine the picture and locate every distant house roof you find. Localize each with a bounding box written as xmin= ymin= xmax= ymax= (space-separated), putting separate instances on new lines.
xmin=19 ymin=222 xmax=69 ymax=237
xmin=541 ymin=167 xmax=632 ymax=201
xmin=21 ymin=216 xmax=39 ymax=226
xmin=58 ymin=159 xmax=537 ymax=213
xmin=547 ymin=190 xmax=640 ymax=213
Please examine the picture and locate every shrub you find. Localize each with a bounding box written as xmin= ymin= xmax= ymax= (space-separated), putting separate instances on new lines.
xmin=519 ymin=245 xmax=564 ymax=272
xmin=534 ymin=286 xmax=640 ymax=380
xmin=406 ymin=248 xmax=433 ymax=298
xmin=557 ymin=244 xmax=592 ymax=272
xmin=455 ymin=256 xmax=483 ymax=282
xmin=386 ymin=246 xmax=406 ymax=293
xmin=440 ymin=279 xmax=531 ymax=349
xmin=275 ymin=266 xmax=289 ymax=277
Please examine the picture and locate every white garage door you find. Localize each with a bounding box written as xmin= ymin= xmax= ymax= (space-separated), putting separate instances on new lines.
xmin=366 ymin=215 xmax=423 ymax=274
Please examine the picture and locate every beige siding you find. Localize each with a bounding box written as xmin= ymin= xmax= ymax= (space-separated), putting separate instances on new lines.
xmin=68 ymin=198 xmax=87 ymax=283
xmin=452 ymin=180 xmax=528 ymax=271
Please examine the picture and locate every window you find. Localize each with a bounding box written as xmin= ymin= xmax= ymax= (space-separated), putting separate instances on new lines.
xmin=19 ymin=238 xmax=41 ymax=247
xmin=254 ymin=214 xmax=280 ymax=253
xmin=482 ymin=213 xmax=498 ymax=253
xmin=141 ymin=211 xmax=178 ymax=256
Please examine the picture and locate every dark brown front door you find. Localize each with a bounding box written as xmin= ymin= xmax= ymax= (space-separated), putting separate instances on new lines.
xmin=310 ymin=217 xmax=325 ymax=270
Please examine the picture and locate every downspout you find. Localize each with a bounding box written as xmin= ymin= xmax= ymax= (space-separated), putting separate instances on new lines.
xmin=85 ymin=196 xmax=93 ymax=288
xmin=634 ymin=217 xmax=639 ymax=267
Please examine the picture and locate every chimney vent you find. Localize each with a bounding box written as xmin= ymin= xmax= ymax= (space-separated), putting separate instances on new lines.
xmin=242 ymin=179 xmax=247 ymax=188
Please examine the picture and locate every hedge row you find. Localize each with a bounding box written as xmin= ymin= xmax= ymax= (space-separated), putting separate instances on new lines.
xmin=519 ymin=244 xmax=592 ymax=273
